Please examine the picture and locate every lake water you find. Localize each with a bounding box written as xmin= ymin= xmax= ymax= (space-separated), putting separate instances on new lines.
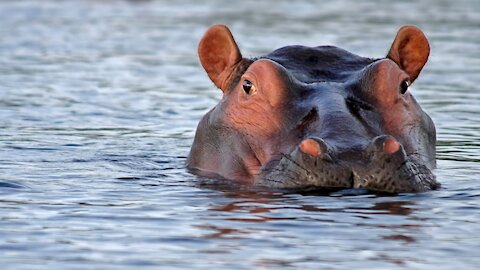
xmin=1 ymin=0 xmax=479 ymax=269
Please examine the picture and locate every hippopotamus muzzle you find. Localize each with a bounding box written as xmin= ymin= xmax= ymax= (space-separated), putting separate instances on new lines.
xmin=188 ymin=24 xmax=439 ymax=193
xmin=262 ymin=135 xmax=437 ymax=193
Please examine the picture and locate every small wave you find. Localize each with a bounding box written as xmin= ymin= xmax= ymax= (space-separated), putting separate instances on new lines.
xmin=0 ymin=181 xmax=26 ymax=189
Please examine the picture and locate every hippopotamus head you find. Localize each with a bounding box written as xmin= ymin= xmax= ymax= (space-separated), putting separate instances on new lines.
xmin=188 ymin=25 xmax=439 ymax=193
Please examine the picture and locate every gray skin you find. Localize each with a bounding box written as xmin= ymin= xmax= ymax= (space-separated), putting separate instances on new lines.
xmin=188 ymin=25 xmax=439 ymax=193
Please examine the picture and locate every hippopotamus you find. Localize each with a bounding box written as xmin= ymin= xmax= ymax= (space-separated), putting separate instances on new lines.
xmin=188 ymin=24 xmax=439 ymax=193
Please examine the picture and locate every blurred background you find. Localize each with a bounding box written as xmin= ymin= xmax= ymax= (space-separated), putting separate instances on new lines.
xmin=0 ymin=0 xmax=479 ymax=269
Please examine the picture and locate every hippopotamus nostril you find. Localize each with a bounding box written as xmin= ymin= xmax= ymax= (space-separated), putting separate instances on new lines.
xmin=299 ymin=137 xmax=333 ymax=161
xmin=383 ymin=137 xmax=400 ymax=154
xmin=299 ymin=138 xmax=322 ymax=157
xmin=370 ymin=135 xmax=402 ymax=155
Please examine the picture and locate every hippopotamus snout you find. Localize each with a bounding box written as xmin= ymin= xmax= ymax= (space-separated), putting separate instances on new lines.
xmin=261 ymin=135 xmax=438 ymax=193
xmin=354 ymin=136 xmax=437 ymax=192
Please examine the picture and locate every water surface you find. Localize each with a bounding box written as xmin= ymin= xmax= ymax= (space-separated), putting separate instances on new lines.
xmin=1 ymin=0 xmax=479 ymax=269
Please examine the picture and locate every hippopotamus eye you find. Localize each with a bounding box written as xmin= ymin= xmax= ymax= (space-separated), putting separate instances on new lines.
xmin=242 ymin=79 xmax=255 ymax=95
xmin=400 ymin=80 xmax=410 ymax=95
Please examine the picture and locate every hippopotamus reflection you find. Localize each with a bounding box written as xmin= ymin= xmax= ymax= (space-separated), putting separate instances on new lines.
xmin=188 ymin=25 xmax=439 ymax=193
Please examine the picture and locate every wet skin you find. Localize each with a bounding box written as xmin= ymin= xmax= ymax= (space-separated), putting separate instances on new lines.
xmin=188 ymin=25 xmax=439 ymax=193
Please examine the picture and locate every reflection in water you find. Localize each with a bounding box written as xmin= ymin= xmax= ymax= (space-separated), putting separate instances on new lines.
xmin=350 ymin=201 xmax=414 ymax=216
xmin=202 ymin=187 xmax=419 ymax=230
xmin=194 ymin=188 xmax=427 ymax=267
xmin=383 ymin=234 xmax=416 ymax=243
xmin=195 ymin=224 xmax=248 ymax=240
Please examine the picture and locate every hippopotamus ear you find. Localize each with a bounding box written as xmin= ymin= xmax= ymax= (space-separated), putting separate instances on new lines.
xmin=387 ymin=26 xmax=430 ymax=83
xmin=198 ymin=25 xmax=243 ymax=92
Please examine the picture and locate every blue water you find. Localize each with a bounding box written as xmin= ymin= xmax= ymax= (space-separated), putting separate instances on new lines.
xmin=1 ymin=0 xmax=479 ymax=269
